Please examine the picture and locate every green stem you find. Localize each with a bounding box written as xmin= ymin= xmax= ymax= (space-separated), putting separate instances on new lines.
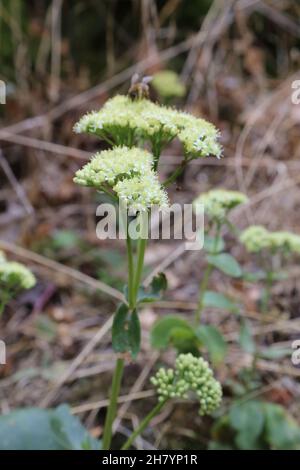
xmin=195 ymin=221 xmax=221 ymax=324
xmin=133 ymin=235 xmax=147 ymax=300
xmin=102 ymin=357 xmax=125 ymax=450
xmin=152 ymin=134 xmax=162 ymax=171
xmin=126 ymin=233 xmax=135 ymax=309
xmin=163 ymin=161 xmax=187 ymax=187
xmin=261 ymin=271 xmax=273 ymax=314
xmin=195 ymin=264 xmax=213 ymax=324
xmin=102 ymin=213 xmax=148 ymax=449
xmin=100 ymin=185 xmax=118 ymax=201
xmin=102 ymin=216 xmax=135 ymax=450
xmin=121 ymin=399 xmax=166 ymax=450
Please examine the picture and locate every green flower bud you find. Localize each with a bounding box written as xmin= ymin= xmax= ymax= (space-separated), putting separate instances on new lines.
xmin=151 ymin=353 xmax=222 ymax=416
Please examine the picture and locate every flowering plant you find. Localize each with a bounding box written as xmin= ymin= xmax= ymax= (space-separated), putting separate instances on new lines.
xmin=73 ymin=83 xmax=222 ymax=449
xmin=240 ymin=225 xmax=300 ymax=312
xmin=151 ymin=189 xmax=248 ymax=365
xmin=0 ymin=250 xmax=36 ymax=315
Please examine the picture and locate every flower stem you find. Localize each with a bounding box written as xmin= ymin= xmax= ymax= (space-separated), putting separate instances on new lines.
xmin=102 ymin=357 xmax=125 ymax=450
xmin=102 ymin=213 xmax=148 ymax=449
xmin=195 ymin=221 xmax=221 ymax=324
xmin=133 ymin=235 xmax=147 ymax=300
xmin=163 ymin=161 xmax=187 ymax=187
xmin=121 ymin=399 xmax=166 ymax=450
xmin=126 ymin=233 xmax=135 ymax=309
xmin=261 ymin=271 xmax=273 ymax=314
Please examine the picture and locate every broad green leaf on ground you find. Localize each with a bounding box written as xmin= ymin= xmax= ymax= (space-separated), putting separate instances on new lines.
xmin=263 ymin=403 xmax=300 ymax=449
xmin=203 ymin=291 xmax=238 ymax=313
xmin=229 ymin=401 xmax=264 ymax=450
xmin=207 ymin=253 xmax=242 ymax=278
xmin=196 ymin=325 xmax=227 ymax=365
xmin=0 ymin=405 xmax=100 ymax=450
xmin=168 ymin=327 xmax=200 ymax=355
xmin=150 ymin=315 xmax=194 ymax=349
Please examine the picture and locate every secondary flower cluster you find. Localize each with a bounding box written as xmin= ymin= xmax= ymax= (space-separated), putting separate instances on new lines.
xmin=74 ymin=95 xmax=221 ymax=160
xmin=0 ymin=251 xmax=36 ymax=291
xmin=152 ymin=70 xmax=186 ymax=100
xmin=151 ymin=353 xmax=222 ymax=416
xmin=74 ymin=146 xmax=168 ymax=212
xmin=240 ymin=225 xmax=300 ymax=254
xmin=193 ymin=189 xmax=248 ymax=221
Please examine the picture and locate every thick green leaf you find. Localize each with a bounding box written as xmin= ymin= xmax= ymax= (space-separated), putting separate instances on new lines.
xmin=239 ymin=320 xmax=256 ymax=354
xmin=128 ymin=309 xmax=141 ymax=359
xmin=264 ymin=403 xmax=300 ymax=449
xmin=259 ymin=347 xmax=291 ymax=360
xmin=136 ymin=286 xmax=160 ymax=304
xmin=112 ymin=303 xmax=129 ymax=353
xmin=229 ymin=401 xmax=264 ymax=450
xmin=169 ymin=327 xmax=200 ymax=355
xmin=242 ymin=270 xmax=267 ymax=282
xmin=151 ymin=315 xmax=194 ymax=349
xmin=136 ymin=272 xmax=168 ymax=305
xmin=196 ymin=325 xmax=227 ymax=365
xmin=150 ymin=272 xmax=168 ymax=295
xmin=207 ymin=253 xmax=242 ymax=278
xmin=0 ymin=405 xmax=100 ymax=450
xmin=203 ymin=291 xmax=238 ymax=313
xmin=204 ymin=235 xmax=225 ymax=254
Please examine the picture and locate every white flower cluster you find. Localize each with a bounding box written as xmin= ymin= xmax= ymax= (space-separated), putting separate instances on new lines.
xmin=194 ymin=189 xmax=248 ymax=220
xmin=114 ymin=173 xmax=169 ymax=212
xmin=74 ymin=95 xmax=221 ymax=159
xmin=151 ymin=353 xmax=222 ymax=416
xmin=240 ymin=225 xmax=300 ymax=254
xmin=0 ymin=251 xmax=36 ymax=290
xmin=74 ymin=146 xmax=153 ymax=187
xmin=74 ymin=146 xmax=168 ymax=211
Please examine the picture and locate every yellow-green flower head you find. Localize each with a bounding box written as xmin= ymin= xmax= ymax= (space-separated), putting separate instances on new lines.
xmin=240 ymin=226 xmax=300 ymax=254
xmin=240 ymin=226 xmax=270 ymax=253
xmin=151 ymin=353 xmax=222 ymax=416
xmin=193 ymin=189 xmax=248 ymax=220
xmin=114 ymin=173 xmax=169 ymax=212
xmin=152 ymin=70 xmax=186 ymax=99
xmin=74 ymin=95 xmax=221 ymax=160
xmin=74 ymin=146 xmax=153 ymax=188
xmin=269 ymin=231 xmax=300 ymax=254
xmin=0 ymin=261 xmax=36 ymax=290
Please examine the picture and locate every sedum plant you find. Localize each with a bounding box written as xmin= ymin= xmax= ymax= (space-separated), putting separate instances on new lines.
xmin=151 ymin=189 xmax=248 ymax=365
xmin=240 ymin=225 xmax=300 ymax=312
xmin=73 ymin=82 xmax=221 ymax=449
xmin=0 ymin=251 xmax=36 ymax=315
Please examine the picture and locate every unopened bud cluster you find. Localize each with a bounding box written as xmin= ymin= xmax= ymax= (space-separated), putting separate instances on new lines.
xmin=151 ymin=353 xmax=222 ymax=416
